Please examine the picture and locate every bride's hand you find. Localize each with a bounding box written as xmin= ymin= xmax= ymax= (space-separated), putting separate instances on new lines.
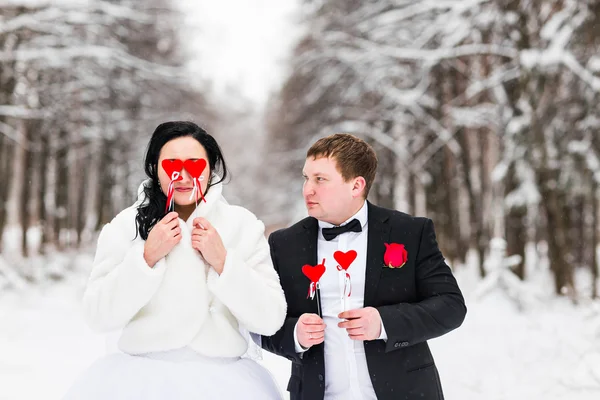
xmin=191 ymin=217 xmax=227 ymax=274
xmin=143 ymin=212 xmax=181 ymax=267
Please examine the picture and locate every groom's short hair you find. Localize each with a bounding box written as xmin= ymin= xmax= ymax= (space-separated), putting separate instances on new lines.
xmin=307 ymin=133 xmax=378 ymax=198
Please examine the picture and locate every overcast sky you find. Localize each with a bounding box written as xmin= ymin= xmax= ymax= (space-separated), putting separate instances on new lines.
xmin=177 ymin=0 xmax=301 ymax=107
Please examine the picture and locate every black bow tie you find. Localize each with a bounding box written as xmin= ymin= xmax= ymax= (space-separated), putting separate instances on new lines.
xmin=322 ymin=218 xmax=362 ymax=241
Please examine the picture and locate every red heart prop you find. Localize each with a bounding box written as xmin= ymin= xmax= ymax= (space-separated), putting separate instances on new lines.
xmin=334 ymin=250 xmax=357 ymax=271
xmin=161 ymin=159 xmax=183 ymax=180
xmin=184 ymin=159 xmax=207 ymax=179
xmin=302 ymin=262 xmax=326 ymax=283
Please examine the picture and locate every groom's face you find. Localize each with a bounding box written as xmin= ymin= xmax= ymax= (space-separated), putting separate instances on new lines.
xmin=302 ymin=156 xmax=355 ymax=225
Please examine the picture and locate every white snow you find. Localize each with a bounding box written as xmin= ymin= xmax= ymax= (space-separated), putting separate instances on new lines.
xmin=1 ymin=254 xmax=599 ymax=400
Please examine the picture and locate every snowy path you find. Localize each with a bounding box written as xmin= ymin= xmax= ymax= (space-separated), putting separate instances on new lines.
xmin=1 ymin=267 xmax=600 ymax=400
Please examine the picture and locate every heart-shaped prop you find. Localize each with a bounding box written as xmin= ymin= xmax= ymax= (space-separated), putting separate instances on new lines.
xmin=302 ymin=263 xmax=326 ymax=283
xmin=334 ymin=250 xmax=357 ymax=271
xmin=183 ymin=158 xmax=208 ymax=204
xmin=161 ymin=159 xmax=184 ymax=180
xmin=162 ymin=159 xmax=184 ymax=214
xmin=183 ymin=159 xmax=207 ymax=179
xmin=334 ymin=250 xmax=356 ymax=299
xmin=302 ymin=259 xmax=326 ymax=305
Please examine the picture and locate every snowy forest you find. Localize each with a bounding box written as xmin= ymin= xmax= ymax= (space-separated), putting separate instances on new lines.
xmin=1 ymin=0 xmax=600 ymax=399
xmin=265 ymin=0 xmax=600 ymax=300
xmin=0 ymin=0 xmax=218 ymax=279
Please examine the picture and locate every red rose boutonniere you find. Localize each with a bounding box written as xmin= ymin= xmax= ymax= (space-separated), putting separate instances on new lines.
xmin=383 ymin=243 xmax=407 ymax=268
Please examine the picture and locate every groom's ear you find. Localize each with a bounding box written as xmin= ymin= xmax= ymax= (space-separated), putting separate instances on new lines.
xmin=351 ymin=176 xmax=367 ymax=198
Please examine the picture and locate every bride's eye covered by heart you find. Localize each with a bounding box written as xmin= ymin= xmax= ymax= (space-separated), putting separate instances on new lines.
xmin=161 ymin=158 xmax=208 ymax=179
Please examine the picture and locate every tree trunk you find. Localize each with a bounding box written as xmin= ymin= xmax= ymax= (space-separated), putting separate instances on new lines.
xmin=408 ymin=172 xmax=417 ymax=216
xmin=371 ymin=150 xmax=395 ymax=209
xmin=568 ymin=195 xmax=585 ymax=266
xmin=0 ymin=27 xmax=20 ymax=252
xmin=591 ymin=173 xmax=598 ymax=299
xmin=477 ymin=130 xmax=492 ymax=274
xmin=425 ymin=64 xmax=463 ymax=265
xmin=505 ymin=164 xmax=528 ymax=280
xmin=19 ymin=120 xmax=36 ymax=257
xmin=500 ymin=2 xmax=530 ymax=280
xmin=0 ymin=133 xmax=14 ymax=252
xmin=75 ymin=144 xmax=90 ymax=247
xmin=442 ymin=145 xmax=464 ymax=265
xmin=539 ymin=171 xmax=575 ymax=296
xmin=529 ymin=67 xmax=574 ymax=297
xmin=95 ymin=138 xmax=115 ymax=230
xmin=37 ymin=131 xmax=50 ymax=254
xmin=425 ymin=146 xmax=460 ymax=264
xmin=456 ymin=129 xmax=486 ymax=276
xmin=53 ymin=129 xmax=69 ymax=251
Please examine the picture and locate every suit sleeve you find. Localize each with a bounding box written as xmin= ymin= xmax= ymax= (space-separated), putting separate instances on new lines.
xmin=377 ymin=218 xmax=467 ymax=352
xmin=260 ymin=232 xmax=303 ymax=363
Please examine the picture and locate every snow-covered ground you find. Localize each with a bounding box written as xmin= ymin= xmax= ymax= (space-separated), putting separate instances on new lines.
xmin=1 ymin=254 xmax=600 ymax=400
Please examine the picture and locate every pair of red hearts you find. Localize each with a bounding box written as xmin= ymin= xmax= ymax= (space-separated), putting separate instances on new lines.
xmin=162 ymin=159 xmax=207 ymax=180
xmin=302 ymin=250 xmax=357 ymax=282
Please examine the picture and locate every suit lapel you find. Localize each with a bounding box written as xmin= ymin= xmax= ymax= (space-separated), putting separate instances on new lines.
xmin=301 ymin=217 xmax=318 ymax=267
xmin=364 ymin=202 xmax=391 ymax=307
xmin=300 ymin=217 xmax=319 ymax=315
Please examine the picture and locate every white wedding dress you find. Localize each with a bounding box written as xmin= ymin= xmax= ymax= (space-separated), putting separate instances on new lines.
xmin=63 ymin=332 xmax=282 ymax=400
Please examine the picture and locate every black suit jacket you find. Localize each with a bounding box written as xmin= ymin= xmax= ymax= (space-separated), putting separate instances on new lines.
xmin=262 ymin=202 xmax=466 ymax=400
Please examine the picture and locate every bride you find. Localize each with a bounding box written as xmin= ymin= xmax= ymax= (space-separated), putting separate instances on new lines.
xmin=63 ymin=121 xmax=286 ymax=399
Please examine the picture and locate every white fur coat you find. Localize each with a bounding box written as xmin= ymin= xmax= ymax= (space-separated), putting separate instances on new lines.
xmin=82 ymin=181 xmax=286 ymax=357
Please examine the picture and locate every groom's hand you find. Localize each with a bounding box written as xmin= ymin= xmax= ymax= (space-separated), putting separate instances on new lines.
xmin=297 ymin=313 xmax=326 ymax=349
xmin=338 ymin=307 xmax=382 ymax=341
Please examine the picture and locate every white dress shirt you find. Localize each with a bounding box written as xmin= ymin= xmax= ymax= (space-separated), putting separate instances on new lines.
xmin=293 ymin=201 xmax=387 ymax=400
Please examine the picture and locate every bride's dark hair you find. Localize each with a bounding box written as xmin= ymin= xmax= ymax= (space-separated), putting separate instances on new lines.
xmin=135 ymin=121 xmax=228 ymax=240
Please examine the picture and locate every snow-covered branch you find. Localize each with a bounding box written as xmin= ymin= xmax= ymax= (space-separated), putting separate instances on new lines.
xmin=0 ymin=0 xmax=152 ymax=25
xmin=0 ymin=105 xmax=47 ymax=118
xmin=356 ymin=0 xmax=489 ymax=30
xmin=0 ymin=120 xmax=22 ymax=144
xmin=461 ymin=68 xmax=521 ymax=104
xmin=0 ymin=46 xmax=185 ymax=81
xmin=322 ymin=31 xmax=519 ymax=62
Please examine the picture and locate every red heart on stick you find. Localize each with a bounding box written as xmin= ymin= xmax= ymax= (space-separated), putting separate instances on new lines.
xmin=334 ymin=250 xmax=357 ymax=271
xmin=161 ymin=159 xmax=184 ymax=180
xmin=302 ymin=262 xmax=326 ymax=283
xmin=184 ymin=159 xmax=207 ymax=179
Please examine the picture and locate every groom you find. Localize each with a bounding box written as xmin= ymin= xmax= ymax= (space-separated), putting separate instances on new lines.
xmin=262 ymin=133 xmax=466 ymax=400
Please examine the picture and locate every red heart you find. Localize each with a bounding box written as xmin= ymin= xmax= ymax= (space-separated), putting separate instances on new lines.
xmin=302 ymin=262 xmax=326 ymax=283
xmin=161 ymin=159 xmax=183 ymax=180
xmin=334 ymin=250 xmax=357 ymax=271
xmin=184 ymin=159 xmax=207 ymax=179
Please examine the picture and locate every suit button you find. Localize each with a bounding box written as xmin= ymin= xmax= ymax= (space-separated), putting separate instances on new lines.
xmin=318 ymin=374 xmax=324 ymax=381
xmin=401 ymin=342 xmax=409 ymax=347
xmin=394 ymin=342 xmax=400 ymax=348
